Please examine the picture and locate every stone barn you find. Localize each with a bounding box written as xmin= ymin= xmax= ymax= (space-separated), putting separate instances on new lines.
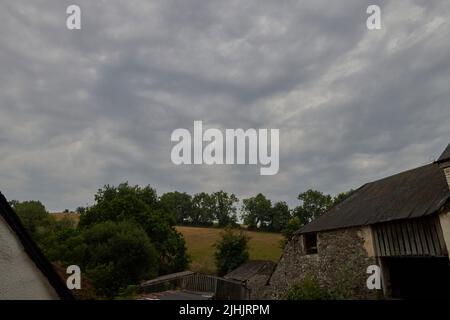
xmin=269 ymin=143 xmax=450 ymax=299
xmin=225 ymin=260 xmax=276 ymax=299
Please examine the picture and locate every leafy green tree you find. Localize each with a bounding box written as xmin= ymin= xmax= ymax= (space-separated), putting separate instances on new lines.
xmin=79 ymin=182 xmax=189 ymax=274
xmin=269 ymin=201 xmax=291 ymax=232
xmin=47 ymin=221 xmax=157 ymax=298
xmin=211 ymin=191 xmax=239 ymax=227
xmin=293 ymin=189 xmax=333 ymax=226
xmin=76 ymin=206 xmax=86 ymax=214
xmin=191 ymin=192 xmax=215 ymax=226
xmin=280 ymin=189 xmax=353 ymax=247
xmin=11 ymin=200 xmax=52 ymax=241
xmin=41 ymin=226 xmax=85 ymax=266
xmin=332 ymin=189 xmax=354 ymax=207
xmin=214 ymin=227 xmax=250 ymax=276
xmin=159 ymin=191 xmax=193 ymax=225
xmin=242 ymin=193 xmax=272 ymax=230
xmin=280 ymin=216 xmax=302 ymax=248
xmin=82 ymin=221 xmax=158 ymax=297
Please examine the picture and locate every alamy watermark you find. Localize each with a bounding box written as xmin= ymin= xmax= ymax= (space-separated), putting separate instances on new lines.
xmin=65 ymin=4 xmax=380 ymax=31
xmin=171 ymin=121 xmax=279 ymax=175
xmin=366 ymin=265 xmax=382 ymax=290
xmin=367 ymin=5 xmax=381 ymax=30
xmin=66 ymin=265 xmax=81 ymax=289
xmin=66 ymin=5 xmax=81 ymax=30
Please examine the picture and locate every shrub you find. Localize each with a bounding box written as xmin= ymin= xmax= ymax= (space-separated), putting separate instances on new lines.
xmin=11 ymin=200 xmax=52 ymax=241
xmin=283 ymin=275 xmax=330 ymax=300
xmin=79 ymin=183 xmax=190 ymax=274
xmin=214 ymin=227 xmax=250 ymax=276
xmin=82 ymin=220 xmax=158 ymax=297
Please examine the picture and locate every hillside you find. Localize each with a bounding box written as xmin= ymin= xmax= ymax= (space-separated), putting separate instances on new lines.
xmin=49 ymin=213 xmax=283 ymax=275
xmin=176 ymin=226 xmax=283 ymax=274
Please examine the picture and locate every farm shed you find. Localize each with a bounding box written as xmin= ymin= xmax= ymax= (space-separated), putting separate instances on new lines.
xmin=269 ymin=142 xmax=450 ymax=299
xmin=0 ymin=192 xmax=73 ymax=300
xmin=225 ymin=260 xmax=276 ymax=299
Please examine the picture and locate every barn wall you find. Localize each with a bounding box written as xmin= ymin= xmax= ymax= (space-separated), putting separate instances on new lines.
xmin=268 ymin=226 xmax=379 ymax=299
xmin=0 ymin=216 xmax=59 ymax=300
xmin=443 ymin=167 xmax=450 ymax=189
xmin=439 ymin=210 xmax=450 ymax=257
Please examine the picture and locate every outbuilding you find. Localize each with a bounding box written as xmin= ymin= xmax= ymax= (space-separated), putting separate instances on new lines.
xmin=269 ymin=142 xmax=450 ymax=299
xmin=225 ymin=260 xmax=276 ymax=299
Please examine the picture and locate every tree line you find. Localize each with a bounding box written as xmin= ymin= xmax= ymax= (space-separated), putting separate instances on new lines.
xmin=158 ymin=188 xmax=352 ymax=235
xmin=10 ymin=183 xmax=352 ymax=298
xmin=11 ymin=183 xmax=190 ymax=298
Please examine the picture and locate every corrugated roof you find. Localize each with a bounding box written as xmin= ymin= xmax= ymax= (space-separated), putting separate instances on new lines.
xmin=224 ymin=260 xmax=276 ymax=282
xmin=297 ymin=163 xmax=450 ymax=234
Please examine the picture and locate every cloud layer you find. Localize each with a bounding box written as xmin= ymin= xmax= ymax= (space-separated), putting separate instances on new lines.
xmin=1 ymin=0 xmax=450 ymax=211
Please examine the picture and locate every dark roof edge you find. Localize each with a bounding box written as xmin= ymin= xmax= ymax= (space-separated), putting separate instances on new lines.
xmin=295 ymin=162 xmax=450 ymax=235
xmin=0 ymin=192 xmax=74 ymax=300
xmin=436 ymin=142 xmax=450 ymax=163
xmin=295 ymin=202 xmax=449 ymax=235
xmin=293 ymin=184 xmax=366 ymax=236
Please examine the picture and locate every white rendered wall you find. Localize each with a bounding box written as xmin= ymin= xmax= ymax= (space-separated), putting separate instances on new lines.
xmin=0 ymin=216 xmax=59 ymax=300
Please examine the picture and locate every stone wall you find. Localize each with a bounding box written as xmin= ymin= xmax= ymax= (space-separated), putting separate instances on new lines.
xmin=247 ymin=274 xmax=271 ymax=299
xmin=268 ymin=226 xmax=379 ymax=299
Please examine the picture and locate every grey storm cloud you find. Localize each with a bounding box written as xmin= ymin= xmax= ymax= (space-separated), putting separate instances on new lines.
xmin=1 ymin=0 xmax=450 ymax=211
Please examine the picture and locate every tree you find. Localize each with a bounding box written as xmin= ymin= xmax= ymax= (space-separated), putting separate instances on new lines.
xmin=242 ymin=193 xmax=272 ymax=230
xmin=211 ymin=191 xmax=239 ymax=227
xmin=332 ymin=189 xmax=354 ymax=207
xmin=159 ymin=191 xmax=193 ymax=225
xmin=49 ymin=221 xmax=158 ymax=298
xmin=191 ymin=192 xmax=215 ymax=226
xmin=269 ymin=201 xmax=291 ymax=232
xmin=11 ymin=200 xmax=52 ymax=241
xmin=214 ymin=227 xmax=250 ymax=276
xmin=280 ymin=189 xmax=354 ymax=248
xmin=293 ymin=190 xmax=333 ymax=226
xmin=79 ymin=182 xmax=189 ymax=274
xmin=76 ymin=206 xmax=86 ymax=214
xmin=280 ymin=216 xmax=302 ymax=248
xmin=83 ymin=221 xmax=158 ymax=297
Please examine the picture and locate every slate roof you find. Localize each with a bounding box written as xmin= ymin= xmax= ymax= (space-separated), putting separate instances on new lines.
xmin=297 ymin=162 xmax=450 ymax=234
xmin=224 ymin=260 xmax=276 ymax=282
xmin=0 ymin=191 xmax=74 ymax=299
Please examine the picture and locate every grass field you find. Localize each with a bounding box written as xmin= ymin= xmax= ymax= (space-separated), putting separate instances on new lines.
xmin=176 ymin=226 xmax=283 ymax=274
xmin=51 ymin=212 xmax=80 ymax=224
xmin=49 ymin=213 xmax=282 ymax=274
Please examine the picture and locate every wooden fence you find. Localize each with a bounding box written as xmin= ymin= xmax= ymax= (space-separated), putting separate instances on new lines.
xmin=141 ymin=272 xmax=249 ymax=300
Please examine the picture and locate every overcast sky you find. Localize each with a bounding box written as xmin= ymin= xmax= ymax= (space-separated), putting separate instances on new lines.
xmin=1 ymin=0 xmax=450 ymax=212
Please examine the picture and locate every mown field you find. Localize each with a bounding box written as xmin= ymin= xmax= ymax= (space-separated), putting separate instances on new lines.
xmin=50 ymin=214 xmax=283 ymax=274
xmin=52 ymin=212 xmax=80 ymax=224
xmin=176 ymin=226 xmax=283 ymax=274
